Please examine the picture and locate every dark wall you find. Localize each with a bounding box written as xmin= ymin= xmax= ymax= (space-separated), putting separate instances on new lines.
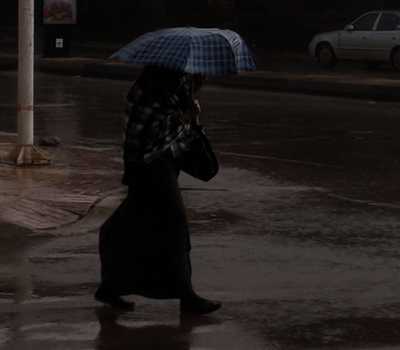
xmin=0 ymin=0 xmax=17 ymax=25
xmin=235 ymin=0 xmax=400 ymax=49
xmin=76 ymin=0 xmax=210 ymax=41
xmin=1 ymin=0 xmax=398 ymax=48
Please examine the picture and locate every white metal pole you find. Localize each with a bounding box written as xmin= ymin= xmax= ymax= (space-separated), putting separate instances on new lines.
xmin=17 ymin=0 xmax=34 ymax=146
xmin=2 ymin=0 xmax=49 ymax=165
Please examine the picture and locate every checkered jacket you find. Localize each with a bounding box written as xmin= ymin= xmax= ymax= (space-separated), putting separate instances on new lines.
xmin=122 ymin=74 xmax=199 ymax=167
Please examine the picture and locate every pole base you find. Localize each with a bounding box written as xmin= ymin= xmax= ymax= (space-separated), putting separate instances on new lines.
xmin=2 ymin=145 xmax=51 ymax=166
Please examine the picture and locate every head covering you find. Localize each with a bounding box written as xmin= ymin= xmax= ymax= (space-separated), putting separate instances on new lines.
xmin=127 ymin=66 xmax=202 ymax=114
xmin=122 ymin=66 xmax=202 ymax=178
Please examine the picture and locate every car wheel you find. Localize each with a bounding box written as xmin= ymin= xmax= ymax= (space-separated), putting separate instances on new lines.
xmin=316 ymin=43 xmax=337 ymax=69
xmin=391 ymin=48 xmax=400 ymax=71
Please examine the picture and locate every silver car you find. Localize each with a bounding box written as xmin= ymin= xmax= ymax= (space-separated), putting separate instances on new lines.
xmin=309 ymin=11 xmax=400 ymax=70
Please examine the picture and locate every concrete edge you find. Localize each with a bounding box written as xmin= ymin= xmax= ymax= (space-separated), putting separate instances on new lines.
xmin=2 ymin=55 xmax=400 ymax=101
xmin=212 ymin=75 xmax=400 ymax=102
xmin=37 ymin=188 xmax=126 ymax=237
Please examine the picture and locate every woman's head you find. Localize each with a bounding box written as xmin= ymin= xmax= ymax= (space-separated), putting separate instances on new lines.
xmin=129 ymin=66 xmax=206 ymax=109
xmin=137 ymin=67 xmax=204 ymax=94
xmin=138 ymin=66 xmax=184 ymax=93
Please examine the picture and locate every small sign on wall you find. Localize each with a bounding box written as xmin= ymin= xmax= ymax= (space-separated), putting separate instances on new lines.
xmin=43 ymin=0 xmax=77 ymax=25
xmin=55 ymin=38 xmax=64 ymax=48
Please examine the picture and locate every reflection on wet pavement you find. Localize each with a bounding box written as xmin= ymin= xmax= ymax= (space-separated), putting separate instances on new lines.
xmin=0 ymin=305 xmax=270 ymax=350
xmin=270 ymin=317 xmax=400 ymax=348
xmin=0 ymin=164 xmax=398 ymax=349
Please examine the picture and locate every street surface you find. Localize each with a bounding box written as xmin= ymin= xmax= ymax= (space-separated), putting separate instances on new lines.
xmin=1 ymin=71 xmax=400 ymax=349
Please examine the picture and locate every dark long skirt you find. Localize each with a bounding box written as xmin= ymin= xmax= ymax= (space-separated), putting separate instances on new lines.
xmin=98 ymin=155 xmax=192 ymax=299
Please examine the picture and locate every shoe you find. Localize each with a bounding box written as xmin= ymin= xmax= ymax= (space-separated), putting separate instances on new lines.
xmin=94 ymin=287 xmax=135 ymax=311
xmin=180 ymin=295 xmax=222 ymax=315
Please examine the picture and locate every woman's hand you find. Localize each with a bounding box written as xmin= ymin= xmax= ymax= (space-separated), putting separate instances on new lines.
xmin=191 ymin=99 xmax=201 ymax=126
xmin=183 ymin=99 xmax=201 ymax=125
xmin=192 ymin=99 xmax=201 ymax=115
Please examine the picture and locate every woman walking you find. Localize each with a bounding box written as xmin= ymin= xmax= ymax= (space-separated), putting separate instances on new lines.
xmin=95 ymin=66 xmax=221 ymax=314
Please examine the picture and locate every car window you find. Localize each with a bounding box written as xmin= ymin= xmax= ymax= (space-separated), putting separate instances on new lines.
xmin=376 ymin=13 xmax=400 ymax=31
xmin=352 ymin=13 xmax=379 ymax=31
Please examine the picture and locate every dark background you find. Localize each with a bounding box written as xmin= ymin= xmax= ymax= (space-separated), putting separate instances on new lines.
xmin=1 ymin=0 xmax=399 ymax=50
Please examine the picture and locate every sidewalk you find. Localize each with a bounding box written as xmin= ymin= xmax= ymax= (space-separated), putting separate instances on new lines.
xmin=0 ymin=132 xmax=123 ymax=233
xmin=2 ymin=47 xmax=400 ymax=101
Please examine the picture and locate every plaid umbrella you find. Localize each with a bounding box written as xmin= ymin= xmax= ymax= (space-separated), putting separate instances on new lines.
xmin=110 ymin=27 xmax=256 ymax=76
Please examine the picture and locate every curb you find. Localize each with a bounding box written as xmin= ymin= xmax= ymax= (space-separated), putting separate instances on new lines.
xmin=2 ymin=55 xmax=400 ymax=101
xmin=214 ymin=74 xmax=400 ymax=102
xmin=0 ymin=134 xmax=123 ymax=233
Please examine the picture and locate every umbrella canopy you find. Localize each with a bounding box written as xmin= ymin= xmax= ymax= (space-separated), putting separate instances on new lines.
xmin=110 ymin=27 xmax=256 ymax=76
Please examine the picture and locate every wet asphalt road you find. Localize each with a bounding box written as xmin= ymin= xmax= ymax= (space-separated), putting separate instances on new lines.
xmin=1 ymin=71 xmax=400 ymax=349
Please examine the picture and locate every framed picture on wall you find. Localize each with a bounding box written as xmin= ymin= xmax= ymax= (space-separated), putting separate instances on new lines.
xmin=43 ymin=0 xmax=77 ymax=24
